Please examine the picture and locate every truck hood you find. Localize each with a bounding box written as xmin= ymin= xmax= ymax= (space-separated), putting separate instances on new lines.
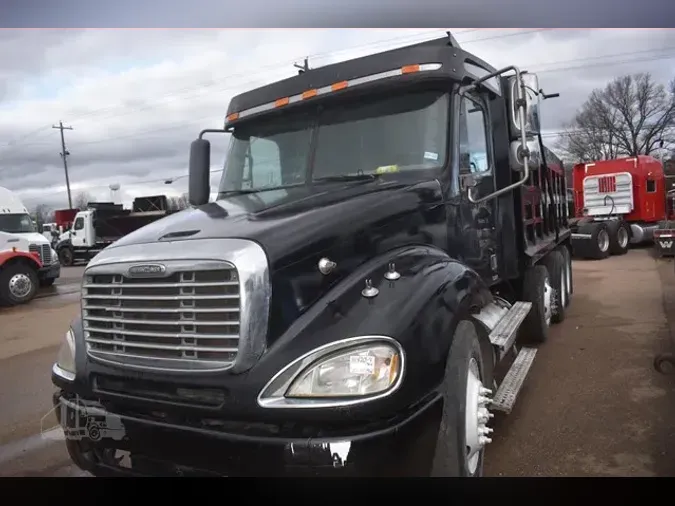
xmin=6 ymin=232 xmax=49 ymax=245
xmin=109 ymin=179 xmax=445 ymax=269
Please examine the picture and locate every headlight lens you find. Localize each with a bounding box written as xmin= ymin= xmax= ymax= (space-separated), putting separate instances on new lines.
xmin=56 ymin=329 xmax=76 ymax=375
xmin=285 ymin=344 xmax=401 ymax=398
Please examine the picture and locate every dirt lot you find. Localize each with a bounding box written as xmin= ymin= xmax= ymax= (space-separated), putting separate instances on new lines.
xmin=485 ymin=248 xmax=675 ymax=477
xmin=1 ymin=251 xmax=675 ymax=476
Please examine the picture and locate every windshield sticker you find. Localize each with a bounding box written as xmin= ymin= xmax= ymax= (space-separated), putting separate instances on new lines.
xmin=424 ymin=151 xmax=439 ymax=161
xmin=375 ymin=165 xmax=399 ymax=174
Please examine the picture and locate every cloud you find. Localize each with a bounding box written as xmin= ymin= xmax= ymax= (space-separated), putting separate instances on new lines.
xmin=0 ymin=28 xmax=674 ymax=210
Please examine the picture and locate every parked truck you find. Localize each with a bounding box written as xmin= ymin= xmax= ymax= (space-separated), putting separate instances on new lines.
xmin=570 ymin=155 xmax=666 ymax=259
xmin=52 ymin=34 xmax=573 ymax=477
xmin=0 ymin=186 xmax=61 ymax=305
xmin=54 ymin=195 xmax=173 ymax=266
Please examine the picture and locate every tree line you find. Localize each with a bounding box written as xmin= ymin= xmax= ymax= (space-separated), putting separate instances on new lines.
xmin=556 ymin=72 xmax=675 ymax=176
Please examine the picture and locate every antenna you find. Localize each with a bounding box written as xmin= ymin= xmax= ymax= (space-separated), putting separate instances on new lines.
xmin=294 ymin=57 xmax=310 ymax=75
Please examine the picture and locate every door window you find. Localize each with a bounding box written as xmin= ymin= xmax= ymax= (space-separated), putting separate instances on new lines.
xmin=74 ymin=217 xmax=84 ymax=230
xmin=458 ymin=95 xmax=491 ymax=175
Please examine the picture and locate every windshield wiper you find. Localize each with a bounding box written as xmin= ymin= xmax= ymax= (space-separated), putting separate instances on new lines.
xmin=218 ymin=184 xmax=304 ymax=196
xmin=313 ymin=174 xmax=381 ymax=183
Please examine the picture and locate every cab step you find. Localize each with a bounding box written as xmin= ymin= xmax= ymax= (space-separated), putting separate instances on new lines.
xmin=491 ymin=346 xmax=538 ymax=414
xmin=488 ymin=301 xmax=532 ymax=351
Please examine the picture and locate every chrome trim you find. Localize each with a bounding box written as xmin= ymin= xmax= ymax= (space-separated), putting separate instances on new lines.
xmin=52 ymin=363 xmax=75 ymax=382
xmin=82 ymin=238 xmax=270 ymax=374
xmin=257 ymin=336 xmax=405 ymax=409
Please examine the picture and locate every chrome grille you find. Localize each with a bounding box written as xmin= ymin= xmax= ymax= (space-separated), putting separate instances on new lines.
xmin=29 ymin=243 xmax=52 ymax=264
xmin=82 ymin=263 xmax=241 ymax=372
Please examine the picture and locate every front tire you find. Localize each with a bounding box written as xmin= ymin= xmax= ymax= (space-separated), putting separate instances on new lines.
xmin=431 ymin=321 xmax=493 ymax=477
xmin=0 ymin=263 xmax=38 ymax=306
xmin=39 ymin=277 xmax=56 ymax=288
xmin=59 ymin=247 xmax=74 ymax=267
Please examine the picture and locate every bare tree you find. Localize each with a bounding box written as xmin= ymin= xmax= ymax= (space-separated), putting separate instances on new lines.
xmin=73 ymin=191 xmax=93 ymax=210
xmin=558 ymin=73 xmax=675 ymax=163
xmin=33 ymin=204 xmax=53 ymax=228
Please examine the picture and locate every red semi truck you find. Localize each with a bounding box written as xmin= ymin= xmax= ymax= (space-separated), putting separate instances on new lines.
xmin=570 ymin=155 xmax=666 ymax=259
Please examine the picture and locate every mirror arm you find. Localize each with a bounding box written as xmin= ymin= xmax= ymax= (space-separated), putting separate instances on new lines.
xmin=199 ymin=128 xmax=229 ymax=140
xmin=466 ymin=65 xmax=531 ymax=205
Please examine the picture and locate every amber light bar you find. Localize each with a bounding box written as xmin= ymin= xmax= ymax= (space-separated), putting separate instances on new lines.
xmin=225 ymin=63 xmax=442 ymax=124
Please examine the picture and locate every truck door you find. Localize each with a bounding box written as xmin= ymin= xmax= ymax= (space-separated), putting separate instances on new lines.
xmin=70 ymin=216 xmax=86 ymax=248
xmin=644 ymin=176 xmax=658 ymax=221
xmin=457 ymin=91 xmax=499 ymax=281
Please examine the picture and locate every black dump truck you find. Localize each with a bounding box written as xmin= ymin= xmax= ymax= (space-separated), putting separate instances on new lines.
xmin=51 ymin=33 xmax=571 ymax=477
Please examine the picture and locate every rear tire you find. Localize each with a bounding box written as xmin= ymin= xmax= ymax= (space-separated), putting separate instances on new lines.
xmin=558 ymin=245 xmax=573 ymax=305
xmin=0 ymin=263 xmax=39 ymax=306
xmin=519 ymin=265 xmax=551 ymax=344
xmin=540 ymin=251 xmax=566 ymax=324
xmin=607 ymin=220 xmax=630 ymax=256
xmin=431 ymin=321 xmax=493 ymax=477
xmin=574 ymin=222 xmax=610 ymax=260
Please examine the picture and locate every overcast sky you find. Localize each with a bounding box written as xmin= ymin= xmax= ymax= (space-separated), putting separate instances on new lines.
xmin=1 ymin=28 xmax=674 ymax=211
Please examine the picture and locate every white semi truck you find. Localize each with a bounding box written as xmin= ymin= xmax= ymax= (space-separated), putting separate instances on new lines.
xmin=0 ymin=186 xmax=61 ymax=305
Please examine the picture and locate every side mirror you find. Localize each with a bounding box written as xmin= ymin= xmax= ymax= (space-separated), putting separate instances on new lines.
xmin=509 ymin=139 xmax=541 ymax=172
xmin=189 ymin=138 xmax=211 ymax=207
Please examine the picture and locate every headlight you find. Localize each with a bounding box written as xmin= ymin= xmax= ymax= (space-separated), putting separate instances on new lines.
xmin=258 ymin=337 xmax=404 ymax=408
xmin=287 ymin=344 xmax=401 ymax=398
xmin=55 ymin=328 xmax=76 ymax=379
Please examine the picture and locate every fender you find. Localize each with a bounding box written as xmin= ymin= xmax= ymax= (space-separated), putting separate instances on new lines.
xmin=0 ymin=250 xmax=43 ymax=269
xmin=55 ymin=238 xmax=72 ymax=251
xmin=252 ymin=244 xmax=493 ymax=420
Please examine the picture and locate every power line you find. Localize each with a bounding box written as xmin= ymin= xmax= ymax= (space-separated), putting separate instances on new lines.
xmin=49 ymin=45 xmax=675 ymax=154
xmin=6 ymin=33 xmax=675 ymax=194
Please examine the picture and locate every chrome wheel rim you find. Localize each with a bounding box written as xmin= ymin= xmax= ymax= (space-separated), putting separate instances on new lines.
xmin=543 ymin=277 xmax=553 ymax=326
xmin=8 ymin=273 xmax=32 ymax=299
xmin=617 ymin=227 xmax=629 ymax=248
xmin=465 ymin=357 xmax=493 ymax=475
xmin=598 ymin=229 xmax=610 ymax=252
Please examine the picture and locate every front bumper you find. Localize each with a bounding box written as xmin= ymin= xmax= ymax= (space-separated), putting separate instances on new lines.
xmin=52 ymin=392 xmax=441 ymax=477
xmin=39 ymin=261 xmax=61 ymax=280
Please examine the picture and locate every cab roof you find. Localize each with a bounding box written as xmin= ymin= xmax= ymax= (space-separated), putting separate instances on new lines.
xmin=225 ymin=34 xmax=501 ymax=125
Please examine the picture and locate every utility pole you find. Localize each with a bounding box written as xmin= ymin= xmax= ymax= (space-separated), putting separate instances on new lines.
xmin=52 ymin=121 xmax=73 ymax=209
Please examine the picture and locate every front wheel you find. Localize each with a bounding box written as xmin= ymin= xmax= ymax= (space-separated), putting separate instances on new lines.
xmin=39 ymin=277 xmax=56 ymax=288
xmin=431 ymin=321 xmax=494 ymax=477
xmin=0 ymin=264 xmax=39 ymax=306
xmin=59 ymin=247 xmax=74 ymax=267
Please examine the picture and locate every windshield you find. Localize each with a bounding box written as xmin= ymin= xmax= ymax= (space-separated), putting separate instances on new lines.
xmin=0 ymin=213 xmax=36 ymax=234
xmin=218 ymin=89 xmax=449 ymax=195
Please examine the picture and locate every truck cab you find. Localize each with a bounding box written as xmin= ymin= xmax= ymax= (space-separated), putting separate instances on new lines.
xmin=0 ymin=187 xmax=61 ymax=304
xmin=56 ymin=198 xmax=172 ymax=267
xmin=52 ymin=34 xmax=572 ymax=477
